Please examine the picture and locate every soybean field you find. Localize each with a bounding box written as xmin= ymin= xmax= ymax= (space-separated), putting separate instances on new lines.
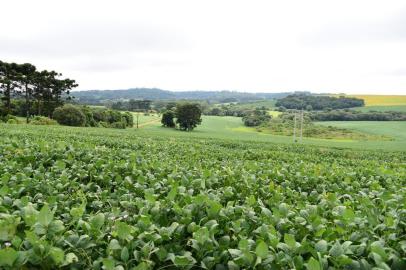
xmin=0 ymin=124 xmax=405 ymax=269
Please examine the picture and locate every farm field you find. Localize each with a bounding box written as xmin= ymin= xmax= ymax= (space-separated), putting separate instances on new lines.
xmin=268 ymin=111 xmax=282 ymax=118
xmin=0 ymin=124 xmax=405 ymax=269
xmin=130 ymin=113 xmax=161 ymax=127
xmin=350 ymin=95 xmax=406 ymax=106
xmin=317 ymin=121 xmax=406 ymax=141
xmin=137 ymin=116 xmax=406 ymax=151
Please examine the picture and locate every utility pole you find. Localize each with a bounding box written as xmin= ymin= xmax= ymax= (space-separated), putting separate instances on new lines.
xmin=136 ymin=113 xmax=139 ymax=129
xmin=299 ymin=109 xmax=303 ymax=142
xmin=293 ymin=111 xmax=297 ymax=142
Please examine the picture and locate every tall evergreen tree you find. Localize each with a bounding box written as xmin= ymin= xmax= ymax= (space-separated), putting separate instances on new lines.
xmin=18 ymin=63 xmax=36 ymax=123
xmin=0 ymin=60 xmax=78 ymax=119
xmin=0 ymin=61 xmax=21 ymax=115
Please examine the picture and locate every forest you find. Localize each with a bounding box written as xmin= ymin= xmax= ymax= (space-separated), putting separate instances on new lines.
xmin=309 ymin=110 xmax=406 ymax=121
xmin=0 ymin=60 xmax=77 ymax=121
xmin=275 ymin=94 xmax=365 ymax=110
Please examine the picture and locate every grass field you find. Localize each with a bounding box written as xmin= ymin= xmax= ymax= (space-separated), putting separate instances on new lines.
xmin=317 ymin=121 xmax=406 ymax=141
xmin=134 ymin=116 xmax=406 ymax=151
xmin=130 ymin=112 xmax=161 ymax=126
xmin=268 ymin=110 xmax=282 ymax=117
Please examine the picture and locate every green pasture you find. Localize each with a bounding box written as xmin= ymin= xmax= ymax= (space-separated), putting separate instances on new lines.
xmin=130 ymin=112 xmax=161 ymax=126
xmin=136 ymin=116 xmax=406 ymax=151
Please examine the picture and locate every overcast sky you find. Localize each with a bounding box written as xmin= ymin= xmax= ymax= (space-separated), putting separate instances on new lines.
xmin=1 ymin=0 xmax=405 ymax=94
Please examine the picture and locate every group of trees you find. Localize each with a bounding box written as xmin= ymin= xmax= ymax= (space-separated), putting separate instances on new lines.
xmin=161 ymin=103 xmax=202 ymax=131
xmin=0 ymin=60 xmax=77 ymax=122
xmin=110 ymin=99 xmax=152 ymax=112
xmin=205 ymin=103 xmax=272 ymax=118
xmin=275 ymin=94 xmax=364 ymax=110
xmin=309 ymin=110 xmax=406 ymax=121
xmin=242 ymin=109 xmax=272 ymax=126
xmin=53 ymin=104 xmax=133 ymax=128
xmin=206 ymin=106 xmax=249 ymax=117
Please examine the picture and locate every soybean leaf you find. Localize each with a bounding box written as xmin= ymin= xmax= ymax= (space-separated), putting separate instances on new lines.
xmin=255 ymin=241 xmax=269 ymax=259
xmin=38 ymin=204 xmax=53 ymax=227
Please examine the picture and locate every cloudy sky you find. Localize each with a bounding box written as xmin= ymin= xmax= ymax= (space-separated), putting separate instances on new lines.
xmin=1 ymin=0 xmax=405 ymax=94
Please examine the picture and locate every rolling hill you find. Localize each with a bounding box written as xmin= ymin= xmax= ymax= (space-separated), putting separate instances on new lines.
xmin=71 ymin=88 xmax=302 ymax=104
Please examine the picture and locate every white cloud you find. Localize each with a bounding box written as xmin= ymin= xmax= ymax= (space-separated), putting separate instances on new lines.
xmin=1 ymin=0 xmax=405 ymax=94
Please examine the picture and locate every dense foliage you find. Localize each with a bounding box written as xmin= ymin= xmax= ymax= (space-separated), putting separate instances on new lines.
xmin=204 ymin=100 xmax=277 ymax=118
xmin=242 ymin=110 xmax=272 ymax=127
xmin=53 ymin=105 xmax=87 ymax=127
xmin=275 ymin=94 xmax=364 ymax=110
xmin=111 ymin=100 xmax=152 ymax=112
xmin=0 ymin=114 xmax=21 ymax=124
xmin=206 ymin=107 xmax=251 ymax=118
xmin=161 ymin=111 xmax=176 ymax=127
xmin=53 ymin=105 xmax=133 ymax=128
xmin=175 ymin=103 xmax=202 ymax=131
xmin=309 ymin=110 xmax=406 ymax=121
xmin=0 ymin=125 xmax=404 ymax=269
xmin=0 ymin=60 xmax=77 ymax=120
xmin=30 ymin=116 xmax=58 ymax=126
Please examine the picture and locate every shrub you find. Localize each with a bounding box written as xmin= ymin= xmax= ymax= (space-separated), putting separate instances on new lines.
xmin=93 ymin=109 xmax=107 ymax=122
xmin=30 ymin=116 xmax=57 ymax=125
xmin=122 ymin=112 xmax=134 ymax=127
xmin=81 ymin=106 xmax=98 ymax=127
xmin=105 ymin=110 xmax=123 ymax=124
xmin=7 ymin=118 xmax=18 ymax=124
xmin=51 ymin=105 xmax=132 ymax=128
xmin=110 ymin=121 xmax=126 ymax=129
xmin=53 ymin=105 xmax=86 ymax=126
xmin=1 ymin=114 xmax=19 ymax=123
xmin=98 ymin=121 xmax=110 ymax=128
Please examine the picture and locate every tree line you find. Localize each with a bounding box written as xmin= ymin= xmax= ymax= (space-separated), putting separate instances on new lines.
xmin=309 ymin=110 xmax=406 ymax=121
xmin=52 ymin=104 xmax=133 ymax=128
xmin=110 ymin=99 xmax=152 ymax=112
xmin=0 ymin=60 xmax=77 ymax=122
xmin=275 ymin=94 xmax=365 ymax=110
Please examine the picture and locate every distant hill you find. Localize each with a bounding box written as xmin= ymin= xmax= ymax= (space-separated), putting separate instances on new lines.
xmin=71 ymin=88 xmax=306 ymax=104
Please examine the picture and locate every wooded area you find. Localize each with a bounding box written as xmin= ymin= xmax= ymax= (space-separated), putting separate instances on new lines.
xmin=0 ymin=60 xmax=77 ymax=122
